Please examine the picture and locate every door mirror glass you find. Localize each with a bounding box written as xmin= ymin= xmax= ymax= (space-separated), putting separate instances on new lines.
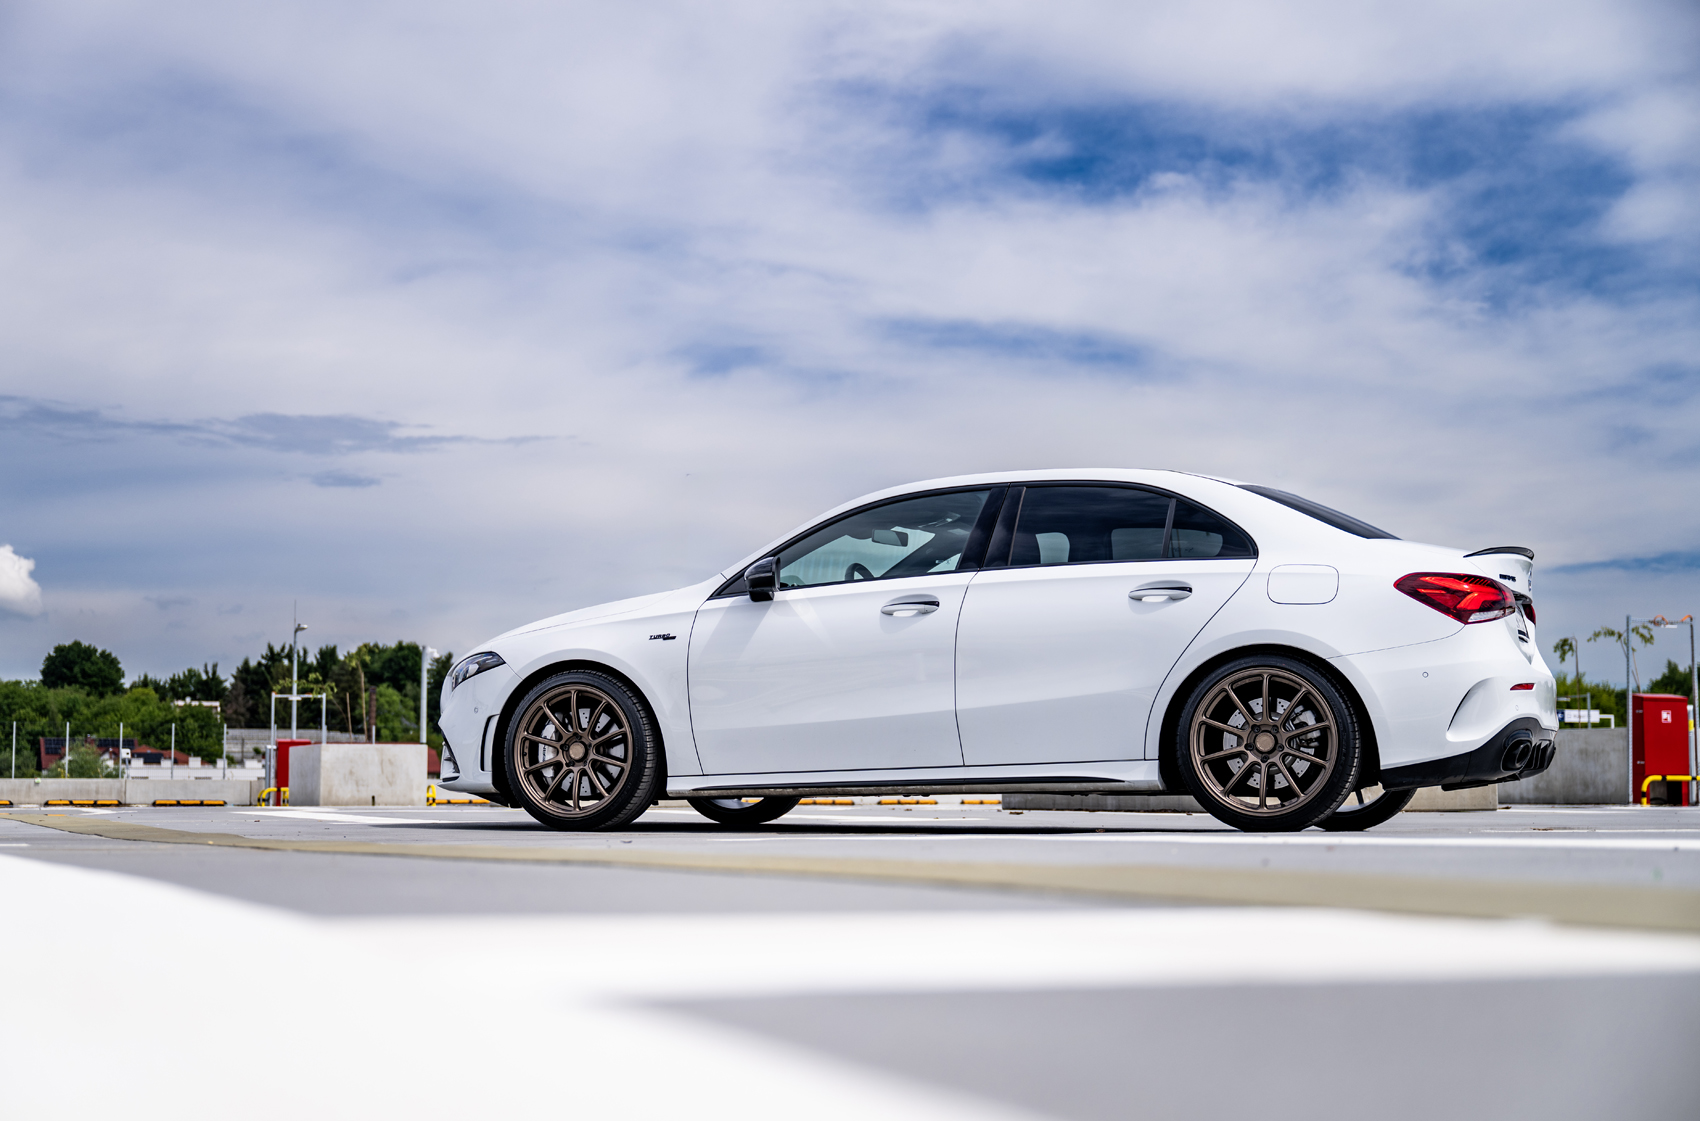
xmin=744 ymin=557 xmax=779 ymax=601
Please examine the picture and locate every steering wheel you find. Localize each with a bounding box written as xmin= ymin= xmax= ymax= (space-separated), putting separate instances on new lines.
xmin=845 ymin=562 xmax=874 ymax=581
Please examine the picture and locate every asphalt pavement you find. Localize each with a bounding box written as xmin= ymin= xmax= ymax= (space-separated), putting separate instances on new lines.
xmin=2 ymin=799 xmax=1697 ymax=1121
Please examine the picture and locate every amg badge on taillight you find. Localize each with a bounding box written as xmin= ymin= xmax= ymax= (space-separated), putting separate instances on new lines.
xmin=1394 ymin=572 xmax=1517 ymax=624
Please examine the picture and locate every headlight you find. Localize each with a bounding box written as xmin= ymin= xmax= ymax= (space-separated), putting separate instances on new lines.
xmin=450 ymin=651 xmax=506 ymax=690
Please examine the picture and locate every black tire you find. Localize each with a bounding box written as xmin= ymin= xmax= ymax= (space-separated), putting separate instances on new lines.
xmin=503 ymin=670 xmax=662 ymax=831
xmin=1175 ymin=655 xmax=1361 ymax=833
xmin=1317 ymin=785 xmax=1416 ymax=831
xmin=687 ymin=796 xmax=801 ymax=826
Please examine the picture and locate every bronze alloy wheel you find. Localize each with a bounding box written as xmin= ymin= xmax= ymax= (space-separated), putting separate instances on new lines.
xmin=1188 ymin=666 xmax=1341 ymax=820
xmin=513 ymin=681 xmax=635 ymax=818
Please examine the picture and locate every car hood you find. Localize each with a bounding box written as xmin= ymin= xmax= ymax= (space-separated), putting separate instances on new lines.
xmin=487 ymin=580 xmax=718 ymax=644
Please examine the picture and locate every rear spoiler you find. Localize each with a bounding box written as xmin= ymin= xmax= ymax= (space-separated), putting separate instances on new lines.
xmin=1464 ymin=546 xmax=1534 ymax=560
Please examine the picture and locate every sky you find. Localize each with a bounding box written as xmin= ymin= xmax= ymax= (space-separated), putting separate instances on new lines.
xmin=0 ymin=0 xmax=1697 ymax=685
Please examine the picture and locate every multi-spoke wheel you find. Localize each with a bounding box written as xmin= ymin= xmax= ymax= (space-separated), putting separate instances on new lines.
xmin=504 ymin=671 xmax=660 ymax=831
xmin=687 ymin=796 xmax=801 ymax=826
xmin=1177 ymin=656 xmax=1359 ymax=832
xmin=1317 ymin=784 xmax=1416 ymax=831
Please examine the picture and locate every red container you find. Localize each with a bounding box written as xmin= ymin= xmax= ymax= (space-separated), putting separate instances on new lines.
xmin=1632 ymin=694 xmax=1693 ymax=806
xmin=274 ymin=739 xmax=312 ymax=806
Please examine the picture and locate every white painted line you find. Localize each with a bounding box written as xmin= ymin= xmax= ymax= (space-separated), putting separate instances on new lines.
xmin=249 ymin=809 xmax=444 ymax=826
xmin=1057 ymin=832 xmax=1700 ymax=852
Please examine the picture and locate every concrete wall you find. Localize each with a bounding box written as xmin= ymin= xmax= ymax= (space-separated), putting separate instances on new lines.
xmin=0 ymin=778 xmax=263 ymax=805
xmin=1499 ymin=728 xmax=1630 ymax=805
xmin=289 ymin=743 xmax=425 ymax=806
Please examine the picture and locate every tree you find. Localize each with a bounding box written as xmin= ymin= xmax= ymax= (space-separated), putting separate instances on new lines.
xmin=40 ymin=642 xmax=124 ymax=696
xmin=1588 ymin=624 xmax=1656 ymax=690
xmin=55 ymin=743 xmax=117 ymax=779
xmin=1649 ymin=659 xmax=1696 ymax=701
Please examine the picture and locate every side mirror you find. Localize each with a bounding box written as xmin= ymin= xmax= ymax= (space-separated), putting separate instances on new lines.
xmin=745 ymin=557 xmax=779 ymax=602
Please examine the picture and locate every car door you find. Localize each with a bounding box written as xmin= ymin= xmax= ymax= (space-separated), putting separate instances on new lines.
xmin=689 ymin=487 xmax=1003 ymax=775
xmin=955 ymin=484 xmax=1257 ymax=766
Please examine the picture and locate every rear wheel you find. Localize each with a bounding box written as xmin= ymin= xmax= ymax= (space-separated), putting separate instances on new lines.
xmin=688 ymin=796 xmax=800 ymax=825
xmin=504 ymin=671 xmax=661 ymax=831
xmin=1317 ymin=785 xmax=1416 ymax=831
xmin=1176 ymin=656 xmax=1360 ymax=833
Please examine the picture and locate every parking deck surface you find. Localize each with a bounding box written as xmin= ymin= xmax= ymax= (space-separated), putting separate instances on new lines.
xmin=3 ymin=800 xmax=1697 ymax=1121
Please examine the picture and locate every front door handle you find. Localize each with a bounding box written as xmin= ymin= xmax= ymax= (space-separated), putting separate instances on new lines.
xmin=881 ymin=596 xmax=941 ymax=616
xmin=1131 ymin=582 xmax=1192 ymax=602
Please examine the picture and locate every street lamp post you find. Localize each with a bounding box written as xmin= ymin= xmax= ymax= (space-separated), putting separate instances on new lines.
xmin=291 ymin=608 xmax=309 ymax=742
xmin=421 ymin=647 xmax=439 ymax=746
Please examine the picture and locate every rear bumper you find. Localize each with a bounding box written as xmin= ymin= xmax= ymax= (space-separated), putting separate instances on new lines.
xmin=1380 ymin=717 xmax=1556 ymax=791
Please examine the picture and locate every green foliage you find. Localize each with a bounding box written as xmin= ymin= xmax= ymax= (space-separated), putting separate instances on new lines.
xmin=1552 ymin=671 xmax=1625 ymax=725
xmin=0 ymin=680 xmax=228 ymax=772
xmin=373 ymin=683 xmax=416 ymax=742
xmin=6 ymin=637 xmax=455 ymax=755
xmin=40 ymin=641 xmax=125 ymax=696
xmin=1649 ymin=660 xmax=1696 ymax=700
xmin=52 ymin=744 xmax=118 ymax=779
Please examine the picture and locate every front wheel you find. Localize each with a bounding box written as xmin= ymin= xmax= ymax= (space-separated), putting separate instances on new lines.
xmin=687 ymin=796 xmax=801 ymax=826
xmin=1317 ymin=785 xmax=1416 ymax=831
xmin=504 ymin=671 xmax=662 ymax=831
xmin=1176 ymin=656 xmax=1360 ymax=832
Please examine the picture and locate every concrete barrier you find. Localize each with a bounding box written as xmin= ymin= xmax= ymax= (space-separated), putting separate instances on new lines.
xmin=0 ymin=778 xmax=263 ymax=805
xmin=1498 ymin=728 xmax=1630 ymax=805
xmin=289 ymin=743 xmax=426 ymax=806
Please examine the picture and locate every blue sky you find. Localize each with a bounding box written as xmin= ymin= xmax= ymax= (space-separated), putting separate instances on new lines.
xmin=0 ymin=0 xmax=1697 ymax=683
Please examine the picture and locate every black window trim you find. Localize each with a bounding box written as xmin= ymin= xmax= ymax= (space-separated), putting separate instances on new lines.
xmin=980 ymin=480 xmax=1259 ymax=571
xmin=709 ymin=484 xmax=1010 ymax=599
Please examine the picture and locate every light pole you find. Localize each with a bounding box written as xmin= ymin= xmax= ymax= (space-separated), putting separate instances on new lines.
xmin=291 ymin=608 xmax=309 ymax=742
xmin=420 ymin=647 xmax=439 ymax=746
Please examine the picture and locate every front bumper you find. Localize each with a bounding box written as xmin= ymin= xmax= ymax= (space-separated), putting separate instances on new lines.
xmin=1380 ymin=716 xmax=1556 ymax=791
xmin=436 ymin=661 xmax=521 ymax=796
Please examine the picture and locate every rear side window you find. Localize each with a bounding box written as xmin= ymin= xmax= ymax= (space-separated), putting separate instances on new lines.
xmin=1171 ymin=498 xmax=1256 ymax=557
xmin=1003 ymin=486 xmax=1254 ymax=566
xmin=1239 ymin=485 xmax=1399 ymax=540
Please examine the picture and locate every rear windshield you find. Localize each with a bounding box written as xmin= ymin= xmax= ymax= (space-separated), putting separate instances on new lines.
xmin=1239 ymin=485 xmax=1399 ymax=540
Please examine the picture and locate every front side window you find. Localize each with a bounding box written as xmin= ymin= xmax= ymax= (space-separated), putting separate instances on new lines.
xmin=776 ymin=489 xmax=996 ymax=589
xmin=1004 ymin=486 xmax=1254 ymax=566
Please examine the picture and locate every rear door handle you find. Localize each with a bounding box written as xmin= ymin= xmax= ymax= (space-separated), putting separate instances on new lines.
xmin=1131 ymin=582 xmax=1192 ymax=602
xmin=881 ymin=596 xmax=941 ymax=616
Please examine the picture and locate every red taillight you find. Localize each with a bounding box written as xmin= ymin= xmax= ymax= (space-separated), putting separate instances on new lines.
xmin=1394 ymin=572 xmax=1517 ymax=624
xmin=1510 ymin=682 xmax=1535 ymax=691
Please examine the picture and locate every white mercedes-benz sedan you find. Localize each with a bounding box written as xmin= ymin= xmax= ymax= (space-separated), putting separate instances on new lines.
xmin=437 ymin=470 xmax=1557 ymax=833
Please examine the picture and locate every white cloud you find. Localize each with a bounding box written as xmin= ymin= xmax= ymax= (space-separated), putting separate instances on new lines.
xmin=0 ymin=1 xmax=1694 ymax=681
xmin=0 ymin=546 xmax=43 ymax=617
